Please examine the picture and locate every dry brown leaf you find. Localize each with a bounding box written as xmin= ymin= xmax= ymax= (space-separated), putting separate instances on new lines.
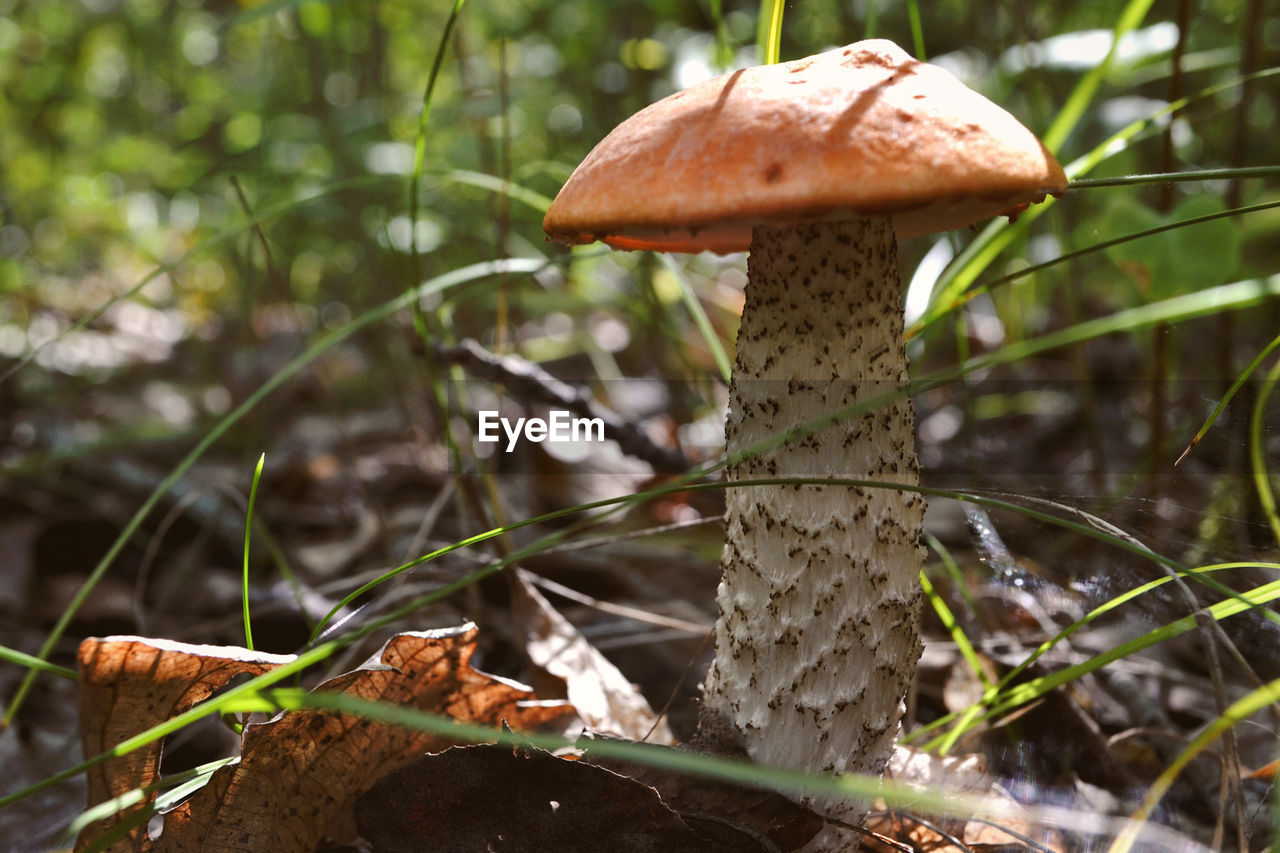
xmin=76 ymin=636 xmax=295 ymax=852
xmin=75 ymin=624 xmax=572 ymax=853
xmin=583 ymin=737 xmax=823 ymax=852
xmin=356 ymin=743 xmax=751 ymax=852
xmin=510 ymin=567 xmax=673 ymax=743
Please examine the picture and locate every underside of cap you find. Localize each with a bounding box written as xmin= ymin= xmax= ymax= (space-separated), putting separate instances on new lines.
xmin=543 ymin=40 xmax=1067 ymax=253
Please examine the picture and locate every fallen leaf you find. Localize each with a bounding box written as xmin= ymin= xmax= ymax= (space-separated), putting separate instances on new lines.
xmin=356 ymin=743 xmax=755 ymax=852
xmin=76 ymin=636 xmax=294 ymax=852
xmin=582 ymin=734 xmax=822 ymax=852
xmin=75 ymin=624 xmax=572 ymax=852
xmin=510 ymin=568 xmax=672 ymax=743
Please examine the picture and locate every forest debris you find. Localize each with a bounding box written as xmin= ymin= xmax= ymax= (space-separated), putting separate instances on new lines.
xmin=356 ymin=743 xmax=756 ymax=852
xmin=862 ymin=744 xmax=1065 ymax=852
xmin=511 ymin=567 xmax=673 ymax=743
xmin=582 ymin=733 xmax=823 ymax=851
xmin=76 ymin=636 xmax=293 ymax=852
xmin=75 ymin=625 xmax=572 ymax=852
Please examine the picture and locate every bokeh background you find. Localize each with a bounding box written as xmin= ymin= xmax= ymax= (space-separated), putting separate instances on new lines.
xmin=2 ymin=0 xmax=1280 ymax=848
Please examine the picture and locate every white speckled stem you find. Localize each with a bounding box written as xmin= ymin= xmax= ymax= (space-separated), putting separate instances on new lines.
xmin=702 ymin=216 xmax=925 ymax=843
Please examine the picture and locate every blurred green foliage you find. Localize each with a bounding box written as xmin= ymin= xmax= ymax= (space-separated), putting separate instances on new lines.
xmin=0 ymin=0 xmax=1276 ymax=385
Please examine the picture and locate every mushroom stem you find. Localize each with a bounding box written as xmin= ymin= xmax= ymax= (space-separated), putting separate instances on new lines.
xmin=702 ymin=216 xmax=925 ymax=827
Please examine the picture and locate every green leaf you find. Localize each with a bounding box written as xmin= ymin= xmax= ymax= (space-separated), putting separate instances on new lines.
xmin=1099 ymin=194 xmax=1241 ymax=300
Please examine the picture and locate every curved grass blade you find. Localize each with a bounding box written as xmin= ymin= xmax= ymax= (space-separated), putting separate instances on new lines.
xmin=432 ymin=168 xmax=555 ymax=214
xmin=4 ymin=475 xmax=1264 ymax=817
xmin=908 ymin=0 xmax=1158 ymax=334
xmin=1109 ymin=675 xmax=1280 ymax=853
xmin=921 ymin=535 xmax=989 ymax=689
xmin=1251 ymin=357 xmax=1280 ymax=546
xmin=0 ymin=646 xmax=77 ymax=680
xmin=1041 ymin=0 xmax=1158 ymax=153
xmin=708 ymin=0 xmax=732 ymax=68
xmin=659 ymin=254 xmax=733 ymax=383
xmin=918 ymin=564 xmax=1280 ymax=750
xmin=242 ymin=453 xmax=266 ymax=651
xmin=1176 ymin=331 xmax=1280 ymax=466
xmin=408 ymin=0 xmax=469 ymax=272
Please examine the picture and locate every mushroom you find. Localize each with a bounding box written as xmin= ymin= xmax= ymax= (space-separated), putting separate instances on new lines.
xmin=544 ymin=39 xmax=1065 ymax=840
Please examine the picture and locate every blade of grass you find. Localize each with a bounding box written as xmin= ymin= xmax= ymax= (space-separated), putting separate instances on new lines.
xmin=264 ymin=688 xmax=959 ymax=809
xmin=431 ymin=168 xmax=554 ymax=213
xmin=242 ymin=453 xmax=266 ymax=650
xmin=66 ymin=758 xmax=233 ymax=850
xmin=756 ymin=0 xmax=784 ymax=65
xmin=0 ymin=646 xmax=77 ymax=680
xmin=1071 ymin=164 xmax=1280 ymax=188
xmin=708 ymin=0 xmax=732 ymax=68
xmin=659 ymin=254 xmax=733 ymax=383
xmin=1109 ymin=675 xmax=1280 ymax=853
xmin=920 ymin=570 xmax=1280 ymax=749
xmin=1041 ymin=0 xmax=1157 ymax=153
xmin=909 ymin=0 xmax=1157 ymax=330
xmin=1177 ymin=331 xmax=1280 ymax=466
xmin=408 ymin=0 xmax=469 ymax=274
xmin=2 ymin=256 xmax=552 ymax=728
xmin=921 ymin=536 xmax=989 ymax=689
xmin=1250 ymin=356 xmax=1280 ymax=546
xmin=906 ymin=0 xmax=926 ymax=59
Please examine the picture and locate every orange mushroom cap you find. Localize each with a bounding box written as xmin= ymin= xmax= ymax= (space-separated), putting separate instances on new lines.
xmin=544 ymin=40 xmax=1067 ymax=254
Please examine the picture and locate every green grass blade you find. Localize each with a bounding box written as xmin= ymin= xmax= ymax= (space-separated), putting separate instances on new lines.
xmin=258 ymin=688 xmax=991 ymax=813
xmin=3 ymin=477 xmax=1259 ymax=815
xmin=914 ymin=93 xmax=1280 ymax=337
xmin=907 ymin=561 xmax=1280 ymax=744
xmin=408 ymin=0 xmax=470 ymax=270
xmin=927 ymin=572 xmax=1280 ymax=749
xmin=1071 ymin=164 xmax=1280 ymax=188
xmin=0 ymin=646 xmax=77 ymax=680
xmin=659 ymin=254 xmax=733 ymax=383
xmin=756 ymin=0 xmax=784 ymax=65
xmin=1041 ymin=0 xmax=1157 ymax=153
xmin=1251 ymin=357 xmax=1280 ymax=546
xmin=922 ymin=535 xmax=989 ymax=690
xmin=242 ymin=453 xmax=266 ymax=650
xmin=1176 ymin=331 xmax=1280 ymax=466
xmin=708 ymin=0 xmax=732 ymax=68
xmin=1111 ymin=675 xmax=1280 ymax=853
xmin=906 ymin=0 xmax=926 ymax=59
